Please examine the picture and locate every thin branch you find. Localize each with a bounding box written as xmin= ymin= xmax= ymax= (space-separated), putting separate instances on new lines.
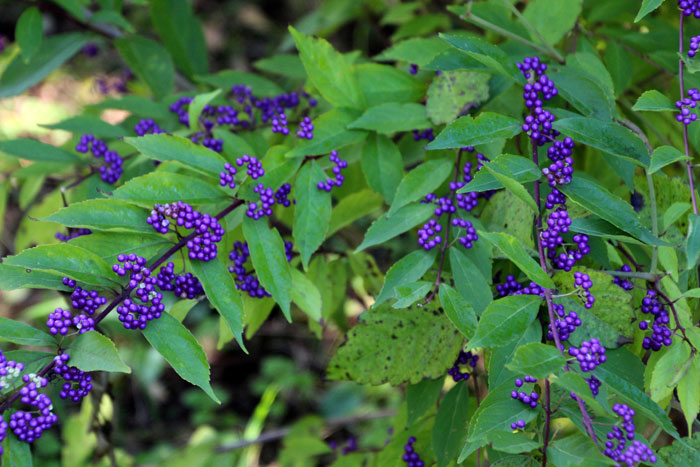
xmin=499 ymin=0 xmax=565 ymax=64
xmin=679 ymin=12 xmax=699 ymax=215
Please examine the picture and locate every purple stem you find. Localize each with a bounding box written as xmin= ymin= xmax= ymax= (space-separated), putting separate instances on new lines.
xmin=680 ymin=12 xmax=699 ymax=215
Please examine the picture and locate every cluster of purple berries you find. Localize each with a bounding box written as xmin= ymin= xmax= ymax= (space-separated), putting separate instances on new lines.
xmin=401 ymin=437 xmax=425 ymax=467
xmin=547 ymin=303 xmax=582 ymax=342
xmin=568 ymin=338 xmax=606 ymax=372
xmin=228 ymin=241 xmax=294 ymax=298
xmin=190 ymin=132 xmax=224 ymax=152
xmin=675 ymin=88 xmax=700 ymax=125
xmin=412 ymin=128 xmax=434 ymax=141
xmin=55 ymin=228 xmax=92 ymax=242
xmin=53 ymin=353 xmax=92 ymax=402
xmin=317 ymin=151 xmax=347 ymax=192
xmin=297 ymin=116 xmax=314 ymax=139
xmin=574 ymin=271 xmax=595 ymax=308
xmin=540 ymin=208 xmax=571 ymax=249
xmin=328 ymin=437 xmax=357 ymax=455
xmin=680 ymin=0 xmax=700 ymax=18
xmin=155 ymin=262 xmax=204 ymax=299
xmin=134 ymin=118 xmax=166 ymax=136
xmin=247 ymin=184 xmax=276 ymax=219
xmin=447 ymin=350 xmax=478 ymax=382
xmin=417 ymin=219 xmax=443 ymax=250
xmin=146 ymin=201 xmax=225 ymax=261
xmin=604 ymin=403 xmax=656 ymax=466
xmin=547 ymin=234 xmax=591 ymax=271
xmin=690 ymin=35 xmax=700 ymax=57
xmin=496 ymin=275 xmax=545 ymax=298
xmin=113 ymin=255 xmax=165 ymax=330
xmin=45 ymin=279 xmax=105 ymax=335
xmin=237 ymin=155 xmax=265 ymax=179
xmin=10 ymin=375 xmax=58 ymax=443
xmin=0 ymin=350 xmax=25 ymax=391
xmin=613 ymin=265 xmax=635 ymax=290
xmin=75 ymin=134 xmax=124 ymax=184
xmin=452 ymin=218 xmax=479 ymax=249
xmin=640 ymin=290 xmax=673 ymax=351
xmin=511 ymin=376 xmax=539 ymax=408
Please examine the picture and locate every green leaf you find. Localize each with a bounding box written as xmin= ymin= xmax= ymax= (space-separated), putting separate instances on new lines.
xmin=68 ymin=331 xmax=131 ymax=373
xmin=16 ymin=7 xmax=43 ymax=61
xmin=566 ymin=52 xmax=615 ymax=99
xmin=0 ymin=317 xmax=55 ymax=347
xmin=361 ymin=134 xmax=404 ymax=204
xmin=150 ymin=0 xmax=208 ymax=78
xmin=327 ymin=189 xmax=384 ymax=236
xmin=112 ymin=172 xmax=228 ymax=207
xmin=293 ymin=162 xmax=331 ymax=269
xmin=433 ymin=383 xmax=470 ymax=467
xmin=243 ymin=218 xmax=292 ymax=320
xmin=550 ymin=372 xmax=609 ymax=416
xmin=549 ymin=68 xmax=614 ymax=121
xmin=189 ymin=256 xmax=246 ymax=350
xmin=632 ymin=90 xmax=676 ymax=112
xmin=125 ymin=134 xmax=225 ymax=176
xmin=552 ymin=118 xmax=650 ymax=167
xmin=2 ymin=430 xmax=33 ymax=467
xmin=355 ymin=203 xmax=434 ymax=252
xmin=489 ymin=322 xmax=542 ymax=389
xmin=487 ymin=431 xmax=542 ymax=455
xmin=3 ymin=244 xmax=117 ymax=289
xmin=547 ymin=433 xmax=613 ymax=467
xmin=286 ymin=109 xmax=366 ymax=158
xmin=289 ymin=26 xmax=364 ymax=109
xmin=461 ymin=154 xmax=540 ymax=193
xmin=596 ymin=365 xmax=680 ymax=440
xmin=651 ymin=342 xmax=691 ymax=402
xmin=439 ymin=33 xmax=517 ymax=81
xmin=392 ymin=281 xmax=432 ymax=308
xmin=449 ymin=248 xmax=493 ymax=316
xmin=426 ymin=71 xmax=490 ymax=125
xmin=115 ymin=35 xmax=174 ymax=100
xmin=388 ymin=158 xmax=452 ymax=216
xmin=0 ymin=264 xmax=71 ymax=292
xmin=143 ymin=312 xmax=219 ymax=403
xmin=41 ymin=115 xmax=128 ymax=138
xmin=635 ymin=0 xmax=666 ymax=22
xmin=88 ymin=95 xmax=171 ymax=118
xmin=195 ymin=70 xmax=283 ymax=96
xmin=327 ymin=302 xmax=463 ymax=385
xmin=70 ymin=232 xmax=170 ymax=266
xmin=290 ymin=269 xmax=322 ymax=322
xmin=478 ymin=231 xmax=555 ymax=289
xmin=427 ymin=112 xmax=522 ymax=150
xmin=467 ymin=380 xmax=539 ymax=442
xmin=677 ymin=355 xmax=700 ymax=433
xmin=686 ymin=214 xmax=700 ymax=269
xmin=355 ymin=63 xmax=426 ymax=106
xmin=377 ymin=37 xmax=451 ymax=67
xmin=657 ymin=435 xmax=700 ymax=466
xmin=467 ymin=296 xmax=542 ymax=350
xmin=348 ymin=103 xmax=430 ymax=134
xmin=406 ymin=378 xmax=444 ymax=425
xmin=375 ymin=249 xmax=437 ymax=306
xmin=481 ymin=160 xmax=538 ymax=212
xmin=187 ymin=89 xmax=221 ymax=133
xmin=559 ymin=176 xmax=663 ymax=246
xmin=506 ymin=343 xmax=566 ymax=379
xmin=523 ymin=0 xmax=583 ymax=45
xmin=649 ymin=146 xmax=690 ymax=174
xmin=90 ymin=10 xmax=134 ymax=33
xmin=42 ymin=199 xmax=152 ymax=233
xmin=0 ymin=32 xmax=89 ymax=98
xmin=0 ymin=138 xmax=82 ymax=163
xmin=605 ymin=42 xmax=632 ymax=98
xmin=254 ymin=54 xmax=306 ymax=80
xmin=439 ymin=284 xmax=478 ymax=339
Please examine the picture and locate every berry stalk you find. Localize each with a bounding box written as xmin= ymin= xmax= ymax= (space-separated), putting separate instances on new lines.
xmin=679 ymin=12 xmax=699 ymax=215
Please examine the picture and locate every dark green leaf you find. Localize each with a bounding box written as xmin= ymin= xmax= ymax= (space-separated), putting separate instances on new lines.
xmin=426 ymin=71 xmax=490 ymax=125
xmin=115 ymin=35 xmax=174 ymax=100
xmin=433 ymin=383 xmax=470 ymax=467
xmin=355 ymin=203 xmax=434 ymax=252
xmin=489 ymin=322 xmax=542 ymax=389
xmin=361 ymin=134 xmax=404 ymax=204
xmin=460 ymin=154 xmax=540 ymax=193
xmin=635 ymin=0 xmax=665 ymax=22
xmin=376 ymin=37 xmax=451 ymax=66
xmin=551 ymin=372 xmax=609 ymax=416
xmin=327 ymin=302 xmax=463 ymax=385
xmin=650 ymin=341 xmax=691 ymax=401
xmin=189 ymin=256 xmax=246 ymax=350
xmin=549 ymin=68 xmax=614 ymax=121
xmin=467 ymin=296 xmax=542 ymax=350
xmin=406 ymin=378 xmax=444 ymax=425
xmin=286 ymin=109 xmax=366 ymax=158
xmin=649 ymin=146 xmax=690 ymax=174
xmin=195 ymin=70 xmax=283 ymax=96
xmin=632 ymin=90 xmax=676 ymax=112
xmin=289 ymin=26 xmax=365 ymax=109
xmin=523 ymin=0 xmax=583 ymax=45
xmin=16 ymin=7 xmax=43 ymax=61
xmin=70 ymin=232 xmax=171 ymax=266
xmin=439 ymin=33 xmax=518 ymax=81
xmin=559 ymin=176 xmax=664 ymax=246
xmin=552 ymin=117 xmax=650 ymax=167
xmin=467 ymin=380 xmax=539 ymax=442
xmin=69 ymin=331 xmax=131 ymax=373
xmin=290 ymin=269 xmax=323 ymax=322
xmin=293 ymin=162 xmax=331 ymax=269
xmin=125 ymin=134 xmax=225 ymax=176
xmin=0 ymin=33 xmax=89 ymax=98
xmin=2 ymin=431 xmax=33 ymax=467
xmin=42 ymin=199 xmax=152 ymax=233
xmin=392 ymin=281 xmax=432 ymax=308
xmin=0 ymin=138 xmax=82 ymax=163
xmin=677 ymin=355 xmax=700 ymax=434
xmin=686 ymin=214 xmax=700 ymax=269
xmin=90 ymin=10 xmax=134 ymax=33
xmin=547 ymin=433 xmax=613 ymax=466
xmin=143 ymin=312 xmax=219 ymax=403
xmin=388 ymin=158 xmax=452 ymax=216
xmin=150 ymin=0 xmax=208 ymax=78
xmin=481 ymin=160 xmax=538 ymax=212
xmin=254 ymin=54 xmax=306 ymax=80
xmin=0 ymin=264 xmax=71 ymax=292
xmin=348 ymin=103 xmax=430 ymax=134
xmin=478 ymin=231 xmax=555 ymax=288
xmin=243 ymin=217 xmax=292 ymax=320
xmin=112 ymin=172 xmax=228 ymax=207
xmin=355 ymin=63 xmax=426 ymax=106
xmin=3 ymin=244 xmax=117 ymax=289
xmin=486 ymin=431 xmax=542 ymax=455
xmin=0 ymin=317 xmax=55 ymax=347
xmin=41 ymin=115 xmax=128 ymax=138
xmin=439 ymin=284 xmax=478 ymax=339
xmin=427 ymin=112 xmax=522 ymax=150
xmin=327 ymin=189 xmax=384 ymax=236
xmin=187 ymin=89 xmax=221 ymax=132
xmin=375 ymin=249 xmax=437 ymax=306
xmin=450 ymin=248 xmax=493 ymax=316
